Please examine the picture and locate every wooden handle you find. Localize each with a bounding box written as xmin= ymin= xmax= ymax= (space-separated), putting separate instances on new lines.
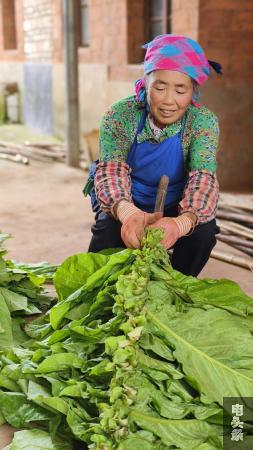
xmin=154 ymin=175 xmax=169 ymax=213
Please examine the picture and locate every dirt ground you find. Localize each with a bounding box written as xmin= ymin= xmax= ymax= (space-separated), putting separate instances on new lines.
xmin=0 ymin=158 xmax=253 ymax=447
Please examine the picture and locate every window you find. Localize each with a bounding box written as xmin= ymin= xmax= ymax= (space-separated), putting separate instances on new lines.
xmin=127 ymin=0 xmax=171 ymax=64
xmin=80 ymin=0 xmax=89 ymax=46
xmin=147 ymin=0 xmax=171 ymax=41
xmin=2 ymin=0 xmax=17 ymax=50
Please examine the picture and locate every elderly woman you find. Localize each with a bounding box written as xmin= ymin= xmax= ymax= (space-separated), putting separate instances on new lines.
xmin=86 ymin=34 xmax=221 ymax=277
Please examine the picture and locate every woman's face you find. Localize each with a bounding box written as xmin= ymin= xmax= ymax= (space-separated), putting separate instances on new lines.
xmin=146 ymin=70 xmax=194 ymax=127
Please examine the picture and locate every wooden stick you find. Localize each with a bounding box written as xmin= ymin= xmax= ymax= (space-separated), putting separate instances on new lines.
xmin=218 ymin=204 xmax=252 ymax=216
xmin=217 ymin=220 xmax=253 ymax=240
xmin=0 ymin=145 xmax=65 ymax=162
xmin=1 ymin=150 xmax=49 ymax=163
xmin=216 ymin=210 xmax=253 ymax=225
xmin=154 ymin=175 xmax=169 ymax=213
xmin=218 ymin=200 xmax=253 ymax=213
xmin=217 ymin=234 xmax=253 ymax=249
xmin=0 ymin=142 xmax=90 ymax=165
xmin=0 ymin=141 xmax=65 ymax=158
xmin=211 ymin=250 xmax=253 ymax=271
xmin=234 ymin=246 xmax=253 ymax=257
xmin=217 ymin=237 xmax=253 ymax=257
xmin=24 ymin=142 xmax=65 ymax=150
xmin=0 ymin=153 xmax=29 ymax=165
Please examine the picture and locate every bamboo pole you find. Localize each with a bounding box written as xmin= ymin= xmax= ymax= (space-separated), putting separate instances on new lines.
xmin=218 ymin=200 xmax=253 ymax=213
xmin=234 ymin=246 xmax=253 ymax=257
xmin=211 ymin=250 xmax=253 ymax=271
xmin=0 ymin=153 xmax=29 ymax=165
xmin=0 ymin=142 xmax=65 ymax=158
xmin=216 ymin=210 xmax=253 ymax=225
xmin=217 ymin=234 xmax=253 ymax=249
xmin=0 ymin=145 xmax=65 ymax=162
xmin=218 ymin=204 xmax=250 ymax=215
xmin=217 ymin=220 xmax=253 ymax=240
xmin=0 ymin=147 xmax=47 ymax=162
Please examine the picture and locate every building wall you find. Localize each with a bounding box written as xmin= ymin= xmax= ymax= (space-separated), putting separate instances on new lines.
xmin=0 ymin=1 xmax=24 ymax=120
xmin=172 ymin=0 xmax=199 ymax=40
xmin=23 ymin=0 xmax=53 ymax=62
xmin=52 ymin=0 xmax=139 ymax=140
xmin=53 ymin=0 xmax=200 ymax=140
xmin=199 ymin=0 xmax=253 ymax=190
xmin=0 ymin=0 xmax=252 ymax=189
xmin=0 ymin=0 xmax=24 ymax=61
xmin=0 ymin=0 xmax=200 ymax=139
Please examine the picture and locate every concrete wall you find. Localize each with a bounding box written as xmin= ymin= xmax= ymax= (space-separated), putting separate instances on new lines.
xmin=24 ymin=62 xmax=53 ymax=134
xmin=22 ymin=0 xmax=54 ymax=133
xmin=53 ymin=63 xmax=108 ymax=140
xmin=53 ymin=62 xmax=135 ymax=141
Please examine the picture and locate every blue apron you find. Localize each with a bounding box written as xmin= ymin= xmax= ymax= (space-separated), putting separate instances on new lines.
xmin=85 ymin=107 xmax=187 ymax=215
xmin=127 ymin=108 xmax=187 ymax=212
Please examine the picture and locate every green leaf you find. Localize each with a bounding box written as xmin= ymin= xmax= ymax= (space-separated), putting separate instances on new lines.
xmin=42 ymin=397 xmax=69 ymax=415
xmin=50 ymin=249 xmax=133 ymax=329
xmin=118 ymin=436 xmax=154 ymax=450
xmin=0 ymin=290 xmax=13 ymax=348
xmin=0 ymin=233 xmax=11 ymax=245
xmin=36 ymin=353 xmax=82 ymax=373
xmin=148 ymin=307 xmax=253 ymax=405
xmin=130 ymin=410 xmax=222 ymax=449
xmin=5 ymin=429 xmax=73 ymax=450
xmin=185 ymin=275 xmax=253 ymax=317
xmin=27 ymin=380 xmax=51 ymax=400
xmin=66 ymin=407 xmax=93 ymax=441
xmin=0 ymin=391 xmax=53 ymax=427
xmin=0 ymin=287 xmax=27 ymax=312
xmin=0 ymin=409 xmax=6 ymax=425
xmin=54 ymin=252 xmax=109 ymax=300
xmin=139 ymin=332 xmax=174 ymax=361
xmin=12 ymin=260 xmax=58 ymax=280
xmin=138 ymin=350 xmax=183 ymax=380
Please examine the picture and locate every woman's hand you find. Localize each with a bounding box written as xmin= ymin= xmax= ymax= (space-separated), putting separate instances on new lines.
xmin=149 ymin=217 xmax=180 ymax=249
xmin=121 ymin=211 xmax=162 ymax=249
xmin=149 ymin=214 xmax=194 ymax=249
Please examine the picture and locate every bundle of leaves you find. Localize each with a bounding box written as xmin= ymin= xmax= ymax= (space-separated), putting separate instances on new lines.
xmin=0 ymin=233 xmax=55 ymax=349
xmin=1 ymin=229 xmax=253 ymax=449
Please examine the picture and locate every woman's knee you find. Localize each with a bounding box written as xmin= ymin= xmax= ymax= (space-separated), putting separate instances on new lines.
xmin=88 ymin=213 xmax=124 ymax=252
xmin=194 ymin=219 xmax=218 ymax=243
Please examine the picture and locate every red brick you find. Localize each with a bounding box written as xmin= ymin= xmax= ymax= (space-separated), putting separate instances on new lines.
xmin=200 ymin=0 xmax=253 ymax=10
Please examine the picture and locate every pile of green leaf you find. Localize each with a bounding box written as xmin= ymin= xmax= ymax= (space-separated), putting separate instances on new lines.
xmin=0 ymin=233 xmax=55 ymax=349
xmin=1 ymin=229 xmax=253 ymax=449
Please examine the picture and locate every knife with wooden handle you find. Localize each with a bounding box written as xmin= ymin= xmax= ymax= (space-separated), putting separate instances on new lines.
xmin=154 ymin=175 xmax=169 ymax=214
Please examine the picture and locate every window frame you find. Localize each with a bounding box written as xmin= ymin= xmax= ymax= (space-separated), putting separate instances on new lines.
xmin=146 ymin=0 xmax=171 ymax=41
xmin=2 ymin=0 xmax=17 ymax=51
xmin=78 ymin=0 xmax=90 ymax=47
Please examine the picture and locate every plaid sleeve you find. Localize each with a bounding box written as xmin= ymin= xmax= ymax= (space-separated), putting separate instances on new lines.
xmin=179 ymin=170 xmax=219 ymax=224
xmin=94 ymin=161 xmax=132 ymax=216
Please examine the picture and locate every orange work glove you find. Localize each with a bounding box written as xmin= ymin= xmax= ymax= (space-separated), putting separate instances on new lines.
xmin=116 ymin=200 xmax=162 ymax=249
xmin=149 ymin=214 xmax=194 ymax=249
